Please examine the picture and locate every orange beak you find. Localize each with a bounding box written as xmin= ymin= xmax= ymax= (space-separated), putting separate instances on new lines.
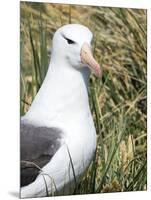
xmin=80 ymin=42 xmax=102 ymax=78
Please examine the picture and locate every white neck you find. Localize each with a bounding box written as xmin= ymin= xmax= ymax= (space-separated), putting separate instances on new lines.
xmin=23 ymin=58 xmax=91 ymax=127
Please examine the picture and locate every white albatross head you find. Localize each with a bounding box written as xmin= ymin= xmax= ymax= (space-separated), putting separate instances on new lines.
xmin=51 ymin=24 xmax=102 ymax=78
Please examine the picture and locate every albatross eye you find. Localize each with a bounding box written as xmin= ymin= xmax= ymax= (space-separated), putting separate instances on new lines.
xmin=62 ymin=34 xmax=76 ymax=45
xmin=66 ymin=38 xmax=75 ymax=44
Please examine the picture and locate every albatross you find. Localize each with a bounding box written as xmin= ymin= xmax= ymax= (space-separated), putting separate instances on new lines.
xmin=21 ymin=24 xmax=102 ymax=198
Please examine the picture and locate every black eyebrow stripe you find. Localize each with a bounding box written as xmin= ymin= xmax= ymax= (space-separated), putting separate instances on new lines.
xmin=61 ymin=33 xmax=67 ymax=40
xmin=61 ymin=33 xmax=76 ymax=44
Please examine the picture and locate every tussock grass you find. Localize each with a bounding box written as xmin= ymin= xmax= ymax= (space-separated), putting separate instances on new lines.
xmin=20 ymin=2 xmax=147 ymax=195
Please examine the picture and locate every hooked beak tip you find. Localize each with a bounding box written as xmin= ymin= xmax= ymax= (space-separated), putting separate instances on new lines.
xmin=94 ymin=64 xmax=102 ymax=78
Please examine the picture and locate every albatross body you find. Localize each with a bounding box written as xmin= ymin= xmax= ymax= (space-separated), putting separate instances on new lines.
xmin=21 ymin=24 xmax=101 ymax=198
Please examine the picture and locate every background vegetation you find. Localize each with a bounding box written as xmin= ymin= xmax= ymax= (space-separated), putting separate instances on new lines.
xmin=20 ymin=2 xmax=147 ymax=195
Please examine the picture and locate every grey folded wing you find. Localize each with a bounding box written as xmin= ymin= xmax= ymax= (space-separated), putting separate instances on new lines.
xmin=20 ymin=122 xmax=63 ymax=187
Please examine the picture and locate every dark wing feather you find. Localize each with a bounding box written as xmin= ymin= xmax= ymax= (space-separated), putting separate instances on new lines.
xmin=20 ymin=122 xmax=62 ymax=187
